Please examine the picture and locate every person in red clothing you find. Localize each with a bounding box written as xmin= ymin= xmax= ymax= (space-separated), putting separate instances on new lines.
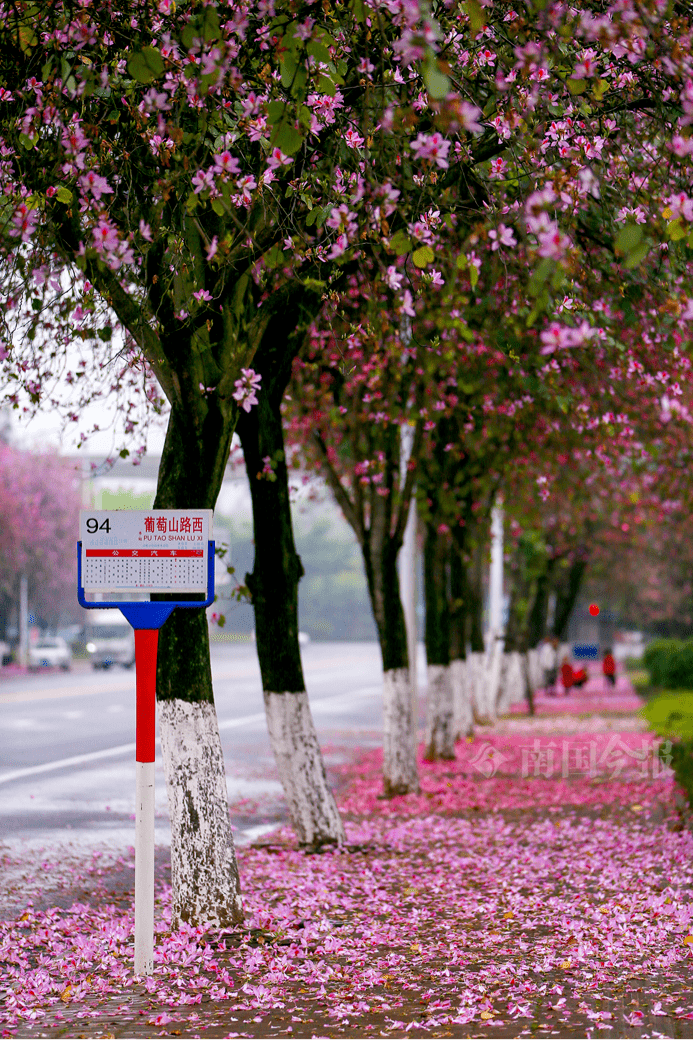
xmin=602 ymin=648 xmax=616 ymax=689
xmin=572 ymin=666 xmax=588 ymax=688
xmin=560 ymin=657 xmax=574 ymax=695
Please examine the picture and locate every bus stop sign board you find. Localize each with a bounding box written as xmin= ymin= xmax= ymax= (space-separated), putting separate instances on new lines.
xmin=80 ymin=509 xmax=212 ymax=594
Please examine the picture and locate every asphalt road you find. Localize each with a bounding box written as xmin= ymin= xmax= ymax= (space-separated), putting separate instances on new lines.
xmin=0 ymin=641 xmax=425 ymax=851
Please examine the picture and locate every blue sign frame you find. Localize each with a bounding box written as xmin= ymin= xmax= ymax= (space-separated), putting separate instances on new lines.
xmin=77 ymin=541 xmax=215 ymax=629
xmin=573 ymin=643 xmax=599 ymax=660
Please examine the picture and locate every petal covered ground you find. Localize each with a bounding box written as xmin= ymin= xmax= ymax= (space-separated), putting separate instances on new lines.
xmin=0 ymin=702 xmax=692 ymax=1040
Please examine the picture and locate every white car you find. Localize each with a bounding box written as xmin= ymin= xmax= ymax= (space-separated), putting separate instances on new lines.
xmin=28 ymin=636 xmax=71 ymax=672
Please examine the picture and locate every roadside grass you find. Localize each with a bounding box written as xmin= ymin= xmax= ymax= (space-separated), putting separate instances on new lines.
xmin=637 ymin=689 xmax=693 ymax=808
xmin=638 ymin=692 xmax=693 ymax=743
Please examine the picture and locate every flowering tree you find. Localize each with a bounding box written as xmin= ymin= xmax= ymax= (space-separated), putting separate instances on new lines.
xmin=0 ymin=441 xmax=80 ymax=639
xmin=0 ymin=0 xmax=690 ymax=921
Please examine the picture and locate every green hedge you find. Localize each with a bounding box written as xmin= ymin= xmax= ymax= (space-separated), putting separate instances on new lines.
xmin=643 ymin=638 xmax=693 ymax=690
xmin=639 ymin=691 xmax=693 ymax=807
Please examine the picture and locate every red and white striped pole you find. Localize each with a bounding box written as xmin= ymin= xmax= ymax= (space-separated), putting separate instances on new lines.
xmin=134 ymin=628 xmax=158 ymax=975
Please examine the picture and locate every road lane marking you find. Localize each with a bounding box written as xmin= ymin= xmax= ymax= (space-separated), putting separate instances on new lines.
xmin=0 ymin=654 xmax=380 ymax=705
xmin=0 ymin=685 xmax=382 ymax=787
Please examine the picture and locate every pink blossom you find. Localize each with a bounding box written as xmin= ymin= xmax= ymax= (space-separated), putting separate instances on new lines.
xmin=233 ymin=368 xmax=262 ymax=412
xmin=9 ymin=202 xmax=39 ymax=242
xmin=537 ymin=224 xmax=572 ymax=259
xmin=489 ymin=223 xmax=516 ymax=251
xmin=192 ymin=168 xmax=216 ymax=194
xmin=343 ymin=128 xmax=365 ymax=149
xmin=489 ymin=156 xmax=507 ymax=179
xmin=327 ymin=233 xmax=349 ymax=259
xmin=410 ymin=132 xmax=451 ymax=169
xmin=668 ymin=134 xmax=692 ymax=157
xmin=666 ymin=192 xmax=693 ymax=221
xmin=385 ymin=265 xmax=403 ymax=291
xmin=326 ymin=204 xmax=357 ymax=236
xmin=79 ymin=170 xmax=113 ymax=200
xmin=266 ymin=147 xmax=293 ymax=170
xmin=214 ymin=151 xmax=241 ymax=176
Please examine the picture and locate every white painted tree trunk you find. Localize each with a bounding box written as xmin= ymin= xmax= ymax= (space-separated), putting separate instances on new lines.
xmin=468 ymin=651 xmax=486 ymax=724
xmin=158 ymin=699 xmax=243 ymax=929
xmin=382 ymin=667 xmax=420 ymax=796
xmin=483 ymin=644 xmax=501 ymax=723
xmin=471 ymin=649 xmax=499 ymax=724
xmin=264 ymin=690 xmax=345 ymax=846
xmin=451 ymin=658 xmax=473 ymax=740
xmin=497 ymin=652 xmax=526 ymax=713
xmin=526 ymin=647 xmax=544 ymax=692
xmin=424 ymin=663 xmax=455 ymax=760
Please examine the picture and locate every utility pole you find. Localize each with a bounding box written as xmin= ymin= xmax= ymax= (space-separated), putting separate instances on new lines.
xmin=398 ymin=422 xmax=418 ymax=728
xmin=488 ymin=499 xmax=504 ymax=648
xmin=398 ymin=315 xmax=418 ymax=747
xmin=18 ymin=572 xmax=28 ymax=668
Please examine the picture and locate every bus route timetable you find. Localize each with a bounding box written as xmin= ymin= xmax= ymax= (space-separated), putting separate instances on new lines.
xmin=79 ymin=510 xmax=213 ymax=593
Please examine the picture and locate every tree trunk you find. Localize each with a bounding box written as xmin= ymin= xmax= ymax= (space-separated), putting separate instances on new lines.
xmin=468 ymin=541 xmax=494 ymax=724
xmin=362 ymin=536 xmax=419 ymax=796
xmin=552 ymin=557 xmax=587 ymax=640
xmin=154 ymin=401 xmax=243 ymax=929
xmin=527 ymin=557 xmax=555 ymax=649
xmin=449 ymin=545 xmax=473 ymax=740
xmin=422 ymin=524 xmax=455 ymax=760
xmin=237 ymin=360 xmax=344 ymax=848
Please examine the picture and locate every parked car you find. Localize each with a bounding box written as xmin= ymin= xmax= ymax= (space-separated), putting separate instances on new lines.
xmin=84 ymin=610 xmax=135 ymax=670
xmin=28 ymin=636 xmax=71 ymax=672
xmin=0 ymin=639 xmax=11 ymax=666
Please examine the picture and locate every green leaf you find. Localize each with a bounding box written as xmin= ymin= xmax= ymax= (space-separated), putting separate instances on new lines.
xmin=181 ymin=20 xmax=200 ymax=50
xmin=290 ymin=65 xmax=308 ymax=99
xmin=202 ymin=7 xmax=220 ymax=42
xmin=307 ymin=39 xmax=331 ymax=63
xmin=351 ymin=0 xmax=366 ymax=24
xmin=19 ymin=133 xmax=35 ymax=150
xmin=567 ymin=78 xmax=586 ymax=95
xmin=389 ymin=230 xmax=412 ymax=255
xmin=423 ymin=56 xmax=450 ymax=100
xmin=211 ymin=198 xmax=226 ymax=217
xmin=266 ymin=100 xmax=287 ymax=126
xmin=667 ymin=218 xmax=688 ymax=242
xmin=456 ymin=253 xmax=468 ymax=270
xmin=55 ymin=186 xmax=72 ymax=204
xmin=592 ymin=79 xmax=609 ymax=101
xmin=615 ymin=223 xmax=643 ymax=254
xmin=464 ymin=0 xmax=486 ymax=33
xmin=623 ymin=242 xmax=650 ymax=269
xmin=469 ymin=264 xmax=479 ymax=289
xmin=527 ymin=256 xmax=554 ymax=297
xmin=412 ymin=246 xmax=434 ymax=267
xmin=315 ymin=74 xmax=338 ymax=96
xmin=264 ymin=244 xmax=287 ymax=269
xmin=280 ymin=49 xmax=298 ymax=89
xmin=271 ymin=123 xmax=303 ymax=155
xmin=127 ymin=47 xmax=164 ymax=83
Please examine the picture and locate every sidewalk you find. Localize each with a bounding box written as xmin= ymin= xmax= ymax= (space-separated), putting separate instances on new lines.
xmin=1 ymin=674 xmax=691 ymax=1040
